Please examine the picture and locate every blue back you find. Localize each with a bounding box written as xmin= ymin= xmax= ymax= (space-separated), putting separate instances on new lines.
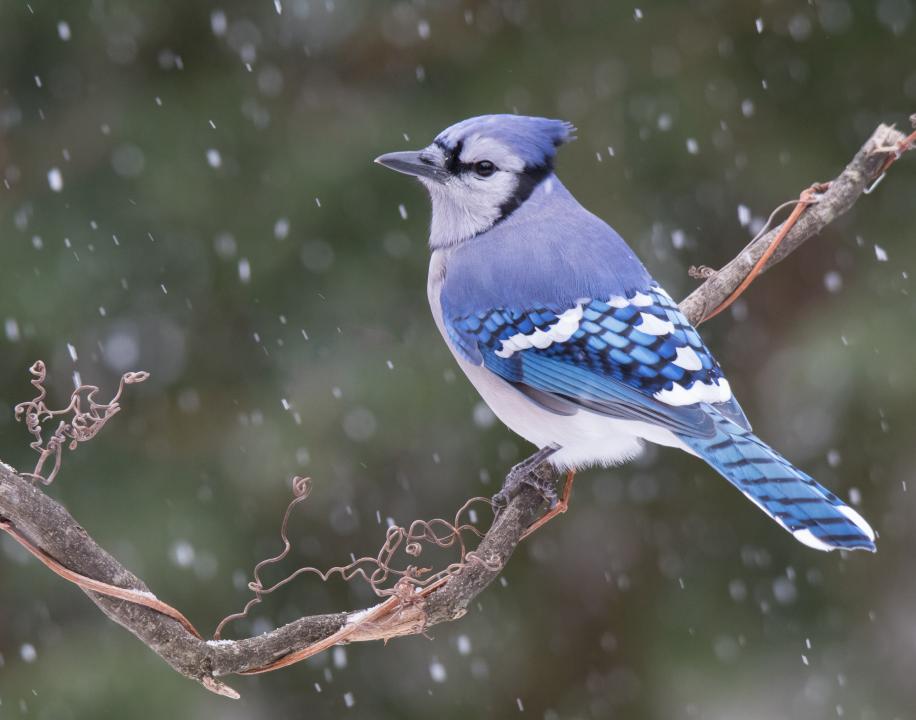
xmin=441 ymin=176 xmax=653 ymax=318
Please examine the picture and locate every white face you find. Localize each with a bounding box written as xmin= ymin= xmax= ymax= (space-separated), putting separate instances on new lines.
xmin=419 ymin=135 xmax=527 ymax=249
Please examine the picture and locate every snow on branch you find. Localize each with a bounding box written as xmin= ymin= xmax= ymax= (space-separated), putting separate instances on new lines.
xmin=0 ymin=118 xmax=912 ymax=699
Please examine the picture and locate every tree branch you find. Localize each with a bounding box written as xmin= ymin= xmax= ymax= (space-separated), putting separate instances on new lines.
xmin=679 ymin=123 xmax=906 ymax=324
xmin=0 ymin=120 xmax=910 ymax=698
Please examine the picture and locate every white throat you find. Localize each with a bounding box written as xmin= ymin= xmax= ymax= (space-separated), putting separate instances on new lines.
xmin=422 ymin=173 xmax=519 ymax=249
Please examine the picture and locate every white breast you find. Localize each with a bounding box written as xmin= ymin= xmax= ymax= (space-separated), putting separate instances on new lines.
xmin=426 ymin=251 xmax=692 ymax=470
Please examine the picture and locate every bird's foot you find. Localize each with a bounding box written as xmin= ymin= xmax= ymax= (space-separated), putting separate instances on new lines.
xmin=521 ymin=470 xmax=576 ymax=539
xmin=492 ymin=445 xmax=560 ymax=513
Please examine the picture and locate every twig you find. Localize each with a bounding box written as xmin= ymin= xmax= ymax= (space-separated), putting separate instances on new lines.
xmin=0 ymin=118 xmax=912 ymax=698
xmin=679 ymin=122 xmax=909 ymax=325
xmin=699 ymin=183 xmax=827 ymax=322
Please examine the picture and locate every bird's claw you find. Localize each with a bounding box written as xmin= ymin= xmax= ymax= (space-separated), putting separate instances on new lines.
xmin=491 ymin=490 xmax=510 ymax=512
xmin=491 ymin=446 xmax=560 ymax=517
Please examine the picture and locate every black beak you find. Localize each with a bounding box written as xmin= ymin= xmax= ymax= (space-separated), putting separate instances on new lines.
xmin=374 ymin=150 xmax=449 ymax=182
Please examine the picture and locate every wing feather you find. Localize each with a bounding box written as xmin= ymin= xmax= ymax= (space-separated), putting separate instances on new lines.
xmin=445 ymin=286 xmax=750 ymax=437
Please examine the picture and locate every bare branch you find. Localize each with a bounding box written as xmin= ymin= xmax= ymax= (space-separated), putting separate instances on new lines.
xmin=0 ymin=459 xmax=546 ymax=693
xmin=679 ymin=122 xmax=908 ymax=325
xmin=0 ymin=118 xmax=912 ymax=698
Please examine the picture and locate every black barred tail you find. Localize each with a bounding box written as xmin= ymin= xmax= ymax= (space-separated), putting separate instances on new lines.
xmin=678 ymin=411 xmax=876 ymax=552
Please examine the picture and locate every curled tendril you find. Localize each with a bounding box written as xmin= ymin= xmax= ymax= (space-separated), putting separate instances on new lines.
xmin=291 ymin=475 xmax=310 ymax=497
xmin=13 ymin=360 xmax=149 ymax=485
xmin=214 ymin=479 xmax=496 ymax=639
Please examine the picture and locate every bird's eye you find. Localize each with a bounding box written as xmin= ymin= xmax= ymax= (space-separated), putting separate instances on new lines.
xmin=474 ymin=160 xmax=496 ymax=177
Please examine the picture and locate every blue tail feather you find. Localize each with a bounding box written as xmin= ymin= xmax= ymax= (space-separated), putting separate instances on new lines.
xmin=678 ymin=410 xmax=876 ymax=552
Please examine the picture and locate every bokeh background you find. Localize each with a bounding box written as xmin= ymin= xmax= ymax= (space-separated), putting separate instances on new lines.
xmin=1 ymin=1 xmax=915 ymax=718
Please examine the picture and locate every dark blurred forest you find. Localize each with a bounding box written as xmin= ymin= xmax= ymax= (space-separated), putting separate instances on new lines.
xmin=1 ymin=1 xmax=915 ymax=718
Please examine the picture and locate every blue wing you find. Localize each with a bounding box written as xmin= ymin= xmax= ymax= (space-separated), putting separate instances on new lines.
xmin=444 ymin=285 xmax=875 ymax=552
xmin=446 ymin=285 xmax=748 ymax=437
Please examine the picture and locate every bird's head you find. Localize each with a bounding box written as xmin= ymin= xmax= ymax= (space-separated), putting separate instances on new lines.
xmin=376 ymin=114 xmax=575 ymax=248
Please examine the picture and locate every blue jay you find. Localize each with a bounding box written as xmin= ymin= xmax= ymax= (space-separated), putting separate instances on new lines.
xmin=376 ymin=114 xmax=875 ymax=552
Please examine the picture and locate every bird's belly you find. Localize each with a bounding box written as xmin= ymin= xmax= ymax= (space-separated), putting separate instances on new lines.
xmin=457 ymin=357 xmax=649 ymax=469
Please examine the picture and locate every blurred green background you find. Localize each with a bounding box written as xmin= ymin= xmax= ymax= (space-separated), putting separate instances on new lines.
xmin=1 ymin=1 xmax=915 ymax=718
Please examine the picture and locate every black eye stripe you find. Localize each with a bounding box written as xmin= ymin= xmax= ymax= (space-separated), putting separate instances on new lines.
xmin=435 ymin=140 xmax=501 ymax=176
xmin=435 ymin=139 xmax=464 ymax=173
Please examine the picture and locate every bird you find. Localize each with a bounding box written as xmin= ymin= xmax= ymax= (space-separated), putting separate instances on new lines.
xmin=375 ymin=114 xmax=876 ymax=552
